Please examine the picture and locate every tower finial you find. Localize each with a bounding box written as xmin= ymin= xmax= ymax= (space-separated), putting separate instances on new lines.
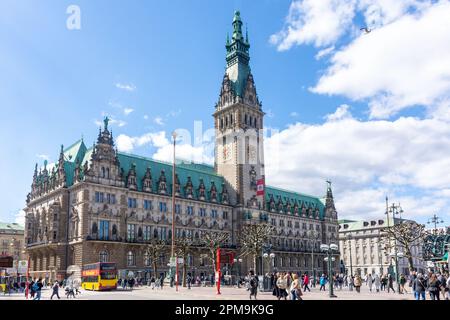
xmin=246 ymin=23 xmax=249 ymax=43
xmin=103 ymin=116 xmax=109 ymax=130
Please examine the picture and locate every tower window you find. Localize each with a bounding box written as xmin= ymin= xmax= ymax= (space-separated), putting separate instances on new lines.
xmin=230 ymin=114 xmax=233 ymax=125
xmin=225 ymin=116 xmax=228 ymax=127
xmin=244 ymin=114 xmax=248 ymax=125
xmin=220 ymin=118 xmax=223 ymax=129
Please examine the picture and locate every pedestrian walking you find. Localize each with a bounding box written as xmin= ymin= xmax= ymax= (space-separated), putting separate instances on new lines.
xmin=275 ymin=273 xmax=288 ymax=300
xmin=159 ymin=274 xmax=164 ymax=290
xmin=150 ymin=276 xmax=156 ymax=289
xmin=354 ymin=274 xmax=362 ymax=293
xmin=414 ymin=273 xmax=427 ymax=300
xmin=399 ymin=274 xmax=408 ymax=294
xmin=302 ymin=273 xmax=310 ymax=292
xmin=290 ymin=274 xmax=302 ymax=300
xmin=248 ymin=271 xmax=258 ymax=300
xmin=427 ymin=274 xmax=441 ymax=300
xmin=33 ymin=278 xmax=43 ymax=300
xmin=374 ymin=274 xmax=381 ymax=293
xmin=367 ymin=274 xmax=373 ymax=292
xmin=387 ymin=274 xmax=395 ymax=293
xmin=50 ymin=281 xmax=60 ymax=300
xmin=319 ymin=274 xmax=327 ymax=291
xmin=187 ymin=273 xmax=192 ymax=290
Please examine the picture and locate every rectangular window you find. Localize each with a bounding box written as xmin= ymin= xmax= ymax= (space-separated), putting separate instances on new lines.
xmin=175 ymin=204 xmax=181 ymax=214
xmin=199 ymin=208 xmax=206 ymax=217
xmin=127 ymin=224 xmax=136 ymax=241
xmin=211 ymin=210 xmax=218 ymax=218
xmin=159 ymin=202 xmax=167 ymax=212
xmin=99 ymin=220 xmax=110 ymax=240
xmin=128 ymin=198 xmax=137 ymax=208
xmin=187 ymin=206 xmax=194 ymax=215
xmin=302 ymin=223 xmax=307 ymax=230
xmin=144 ymin=226 xmax=151 ymax=241
xmin=222 ymin=211 xmax=228 ymax=219
xmin=144 ymin=200 xmax=152 ymax=210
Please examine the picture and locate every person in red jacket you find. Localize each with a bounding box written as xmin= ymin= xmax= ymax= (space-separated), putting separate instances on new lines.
xmin=303 ymin=273 xmax=310 ymax=292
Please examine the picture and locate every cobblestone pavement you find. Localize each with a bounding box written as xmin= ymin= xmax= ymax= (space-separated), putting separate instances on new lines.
xmin=0 ymin=284 xmax=417 ymax=300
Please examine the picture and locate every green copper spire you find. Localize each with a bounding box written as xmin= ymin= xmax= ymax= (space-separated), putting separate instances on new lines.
xmin=225 ymin=10 xmax=251 ymax=97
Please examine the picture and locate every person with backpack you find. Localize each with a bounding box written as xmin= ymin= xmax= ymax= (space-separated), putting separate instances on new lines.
xmin=33 ymin=278 xmax=43 ymax=300
xmin=387 ymin=274 xmax=395 ymax=293
xmin=319 ymin=274 xmax=327 ymax=291
xmin=248 ymin=271 xmax=258 ymax=300
xmin=50 ymin=281 xmax=60 ymax=300
xmin=414 ymin=273 xmax=427 ymax=300
xmin=427 ymin=274 xmax=441 ymax=300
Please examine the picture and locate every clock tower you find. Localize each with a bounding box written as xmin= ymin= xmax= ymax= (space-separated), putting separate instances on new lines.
xmin=214 ymin=11 xmax=265 ymax=208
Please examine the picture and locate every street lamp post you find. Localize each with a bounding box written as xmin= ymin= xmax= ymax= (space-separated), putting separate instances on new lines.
xmin=308 ymin=230 xmax=318 ymax=286
xmin=169 ymin=131 xmax=177 ymax=289
xmin=427 ymin=214 xmax=444 ymax=235
xmin=385 ymin=196 xmax=403 ymax=295
xmin=347 ymin=234 xmax=353 ymax=276
xmin=321 ymin=243 xmax=339 ymax=298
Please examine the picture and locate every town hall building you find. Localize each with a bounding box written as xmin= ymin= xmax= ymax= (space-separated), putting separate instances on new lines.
xmin=24 ymin=11 xmax=339 ymax=281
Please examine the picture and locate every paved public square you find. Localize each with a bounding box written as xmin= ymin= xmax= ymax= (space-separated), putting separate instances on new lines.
xmin=0 ymin=284 xmax=416 ymax=300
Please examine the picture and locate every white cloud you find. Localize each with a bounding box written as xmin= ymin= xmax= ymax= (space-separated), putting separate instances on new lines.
xmin=154 ymin=116 xmax=165 ymax=126
xmin=14 ymin=210 xmax=25 ymax=226
xmin=115 ymin=82 xmax=136 ymax=92
xmin=115 ymin=131 xmax=213 ymax=164
xmin=312 ymin=1 xmax=450 ymax=118
xmin=143 ymin=115 xmax=149 ymax=120
xmin=315 ymin=46 xmax=335 ymax=60
xmin=264 ymin=106 xmax=450 ymax=222
xmin=123 ymin=108 xmax=134 ymax=116
xmin=290 ymin=111 xmax=299 ymax=117
xmin=36 ymin=154 xmax=50 ymax=161
xmin=273 ymin=1 xmax=450 ymax=119
xmin=324 ymin=104 xmax=353 ymax=121
xmin=270 ymin=0 xmax=357 ymax=50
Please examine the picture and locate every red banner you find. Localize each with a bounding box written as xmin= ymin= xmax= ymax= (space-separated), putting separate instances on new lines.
xmin=256 ymin=178 xmax=265 ymax=196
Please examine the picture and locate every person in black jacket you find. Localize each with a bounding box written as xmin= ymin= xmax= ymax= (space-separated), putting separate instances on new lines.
xmin=414 ymin=273 xmax=427 ymax=300
xmin=427 ymin=274 xmax=441 ymax=300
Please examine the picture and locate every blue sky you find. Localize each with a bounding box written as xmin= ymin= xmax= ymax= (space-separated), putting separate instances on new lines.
xmin=1 ymin=0 xmax=450 ymax=227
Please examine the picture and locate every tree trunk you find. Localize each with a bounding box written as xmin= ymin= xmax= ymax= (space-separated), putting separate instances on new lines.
xmin=405 ymin=247 xmax=414 ymax=273
xmin=253 ymin=254 xmax=257 ymax=273
xmin=153 ymin=260 xmax=158 ymax=278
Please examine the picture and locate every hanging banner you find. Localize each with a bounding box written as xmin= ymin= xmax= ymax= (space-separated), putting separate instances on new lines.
xmin=256 ymin=178 xmax=265 ymax=196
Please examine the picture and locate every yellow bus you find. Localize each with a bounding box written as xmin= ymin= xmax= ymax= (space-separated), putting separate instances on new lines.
xmin=81 ymin=262 xmax=117 ymax=291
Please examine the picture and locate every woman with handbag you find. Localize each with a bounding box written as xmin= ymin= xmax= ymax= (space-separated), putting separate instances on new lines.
xmin=427 ymin=274 xmax=441 ymax=300
xmin=290 ymin=274 xmax=302 ymax=300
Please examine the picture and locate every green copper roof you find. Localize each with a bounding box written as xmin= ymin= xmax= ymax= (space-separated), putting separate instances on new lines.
xmin=265 ymin=185 xmax=325 ymax=219
xmin=225 ymin=10 xmax=251 ymax=98
xmin=0 ymin=222 xmax=24 ymax=232
xmin=117 ymin=152 xmax=225 ymax=201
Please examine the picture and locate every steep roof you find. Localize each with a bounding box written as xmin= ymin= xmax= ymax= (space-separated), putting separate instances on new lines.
xmin=265 ymin=185 xmax=325 ymax=219
xmin=0 ymin=222 xmax=24 ymax=233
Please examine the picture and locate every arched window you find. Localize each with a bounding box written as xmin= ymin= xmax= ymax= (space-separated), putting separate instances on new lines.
xmin=102 ymin=167 xmax=105 ymax=178
xmin=112 ymin=224 xmax=118 ymax=236
xmin=195 ymin=232 xmax=199 ymax=239
xmin=154 ymin=229 xmax=158 ymax=239
xmin=127 ymin=251 xmax=135 ymax=266
xmin=138 ymin=227 xmax=143 ymax=239
xmin=244 ymin=114 xmax=248 ymax=125
xmin=106 ymin=168 xmax=110 ymax=179
xmin=99 ymin=250 xmax=109 ymax=263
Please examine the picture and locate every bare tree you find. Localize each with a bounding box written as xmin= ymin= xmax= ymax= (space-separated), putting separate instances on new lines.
xmin=144 ymin=239 xmax=167 ymax=278
xmin=198 ymin=232 xmax=230 ymax=275
xmin=175 ymin=237 xmax=194 ymax=287
xmin=239 ymin=224 xmax=275 ymax=273
xmin=381 ymin=220 xmax=429 ymax=272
